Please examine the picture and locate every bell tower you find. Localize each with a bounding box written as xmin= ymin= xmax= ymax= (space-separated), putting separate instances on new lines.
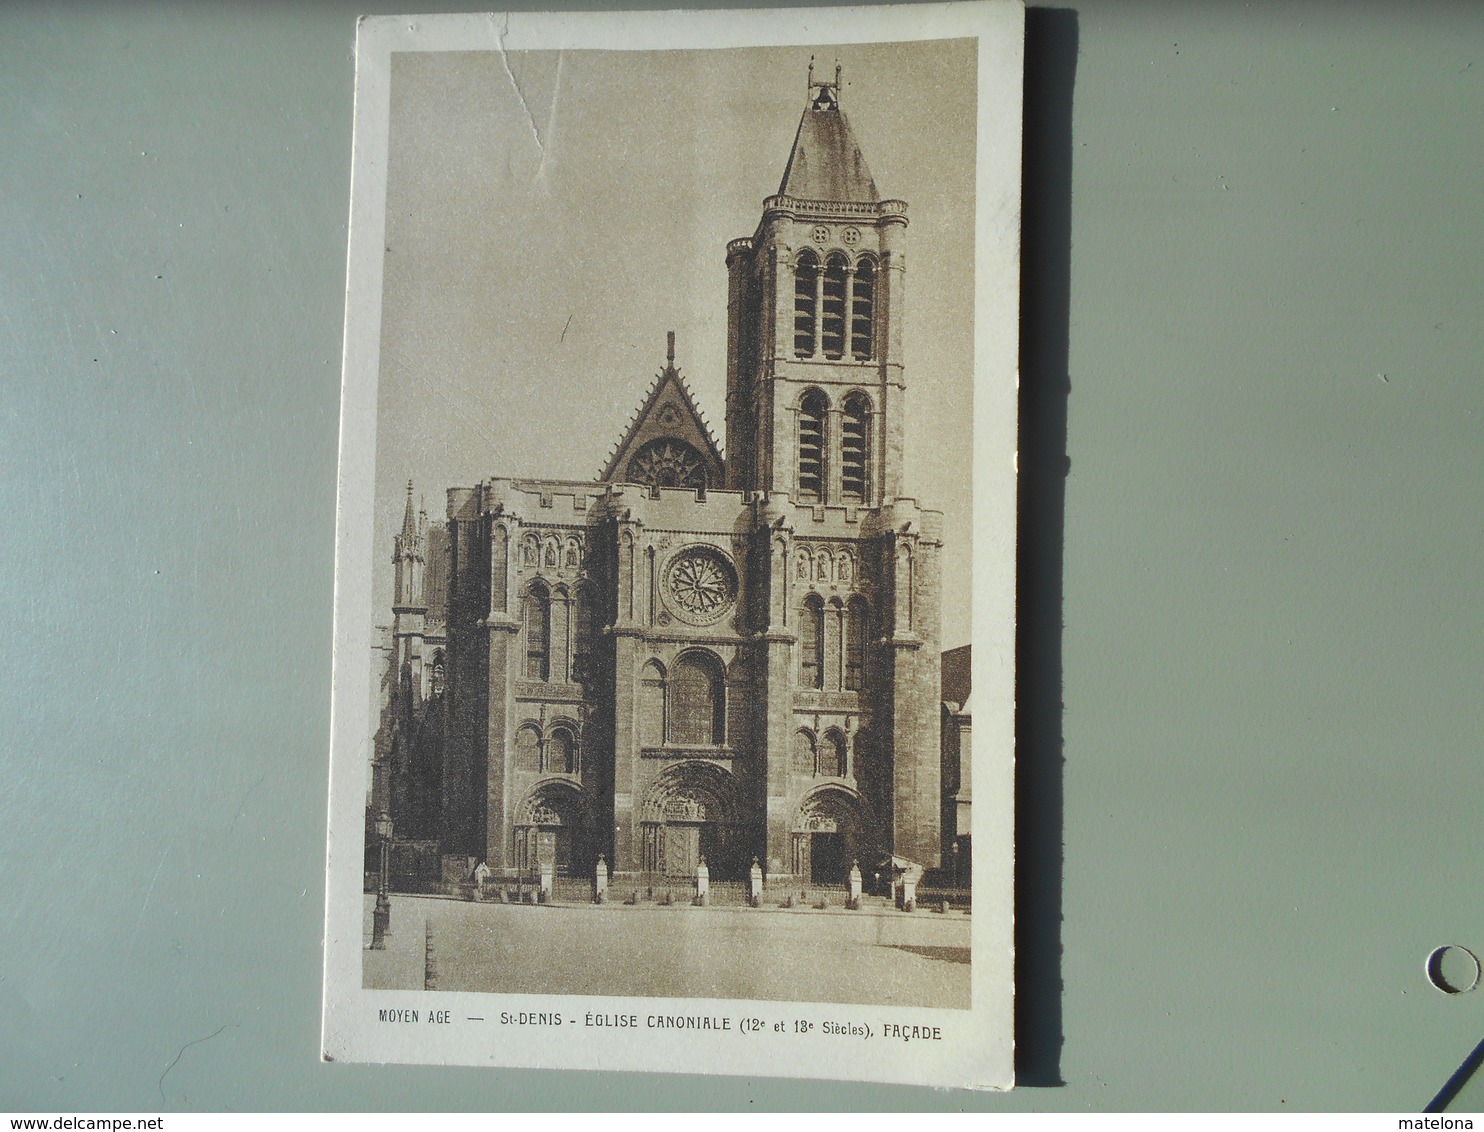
xmin=725 ymin=63 xmax=908 ymax=508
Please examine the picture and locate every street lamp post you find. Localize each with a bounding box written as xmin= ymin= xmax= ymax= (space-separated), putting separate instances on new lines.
xmin=371 ymin=811 xmax=393 ymax=950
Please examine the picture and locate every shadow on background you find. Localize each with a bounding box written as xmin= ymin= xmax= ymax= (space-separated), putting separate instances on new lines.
xmin=1015 ymin=6 xmax=1077 ymax=1088
xmin=1427 ymin=1036 xmax=1484 ymax=1113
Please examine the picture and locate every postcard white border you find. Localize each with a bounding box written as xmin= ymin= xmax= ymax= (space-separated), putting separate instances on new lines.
xmin=323 ymin=3 xmax=1022 ymax=1089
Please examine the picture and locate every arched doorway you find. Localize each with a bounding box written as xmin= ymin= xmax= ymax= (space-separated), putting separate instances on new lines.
xmin=514 ymin=781 xmax=589 ymax=877
xmin=640 ymin=762 xmax=745 ymax=880
xmin=792 ymin=786 xmax=873 ymax=885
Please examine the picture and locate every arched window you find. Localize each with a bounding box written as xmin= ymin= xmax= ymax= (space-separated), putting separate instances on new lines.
xmin=798 ymin=391 xmax=827 ymax=502
xmin=547 ymin=727 xmax=575 ymax=774
xmin=819 ymin=730 xmax=845 ymax=777
xmin=793 ymin=250 xmax=819 ymax=357
xmin=430 ymin=650 xmax=446 ymax=699
xmin=845 ymin=596 xmax=868 ymax=692
xmin=550 ymin=585 xmax=571 ymax=683
xmin=571 ymin=584 xmax=591 ymax=680
xmin=793 ymin=730 xmax=816 ymax=774
xmin=515 ymin=725 xmax=541 ymax=772
xmin=821 ymin=254 xmax=848 ymax=358
xmin=800 ymin=594 xmax=824 ymax=689
xmin=639 ymin=659 xmax=666 ymax=746
xmin=670 ymin=652 xmax=724 ymax=746
xmin=841 ymin=393 xmax=870 ymax=503
xmin=851 ymin=258 xmax=875 ymax=360
xmin=524 ymin=583 xmax=550 ymax=679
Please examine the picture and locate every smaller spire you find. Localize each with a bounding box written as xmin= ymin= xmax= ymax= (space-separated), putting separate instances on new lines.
xmin=400 ymin=479 xmax=416 ymax=537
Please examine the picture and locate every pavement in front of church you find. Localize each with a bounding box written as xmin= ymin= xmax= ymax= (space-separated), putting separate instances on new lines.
xmin=361 ymin=893 xmax=971 ymax=1008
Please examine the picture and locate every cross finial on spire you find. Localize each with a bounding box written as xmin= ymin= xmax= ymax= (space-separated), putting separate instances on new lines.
xmin=667 ymin=330 xmax=675 ymax=366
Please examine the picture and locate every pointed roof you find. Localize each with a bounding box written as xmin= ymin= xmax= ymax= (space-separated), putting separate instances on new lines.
xmin=600 ymin=333 xmax=724 ymax=489
xmin=399 ymin=480 xmax=416 ymax=538
xmin=777 ymin=63 xmax=879 ymax=203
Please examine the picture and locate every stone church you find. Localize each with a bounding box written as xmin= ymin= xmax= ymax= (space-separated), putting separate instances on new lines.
xmin=371 ymin=68 xmax=946 ymax=888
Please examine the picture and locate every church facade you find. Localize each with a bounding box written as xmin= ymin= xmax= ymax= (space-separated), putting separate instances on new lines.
xmin=371 ymin=69 xmax=945 ymax=888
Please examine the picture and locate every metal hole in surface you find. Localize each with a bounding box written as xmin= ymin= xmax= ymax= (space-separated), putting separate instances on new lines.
xmin=1427 ymin=945 xmax=1482 ymax=995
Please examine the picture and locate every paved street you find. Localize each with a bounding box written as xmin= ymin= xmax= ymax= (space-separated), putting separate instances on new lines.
xmin=363 ymin=894 xmax=970 ymax=1009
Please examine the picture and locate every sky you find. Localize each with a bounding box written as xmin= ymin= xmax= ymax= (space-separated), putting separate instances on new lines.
xmin=369 ymin=38 xmax=985 ymax=652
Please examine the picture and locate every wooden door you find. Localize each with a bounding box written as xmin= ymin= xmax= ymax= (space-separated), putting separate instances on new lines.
xmin=810 ymin=832 xmax=846 ymax=884
xmin=668 ymin=825 xmax=700 ymax=877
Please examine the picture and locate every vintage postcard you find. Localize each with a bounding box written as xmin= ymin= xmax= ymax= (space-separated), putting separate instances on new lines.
xmin=322 ymin=3 xmax=1021 ymax=1088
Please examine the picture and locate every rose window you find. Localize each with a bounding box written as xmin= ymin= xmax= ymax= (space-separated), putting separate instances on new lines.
xmin=627 ymin=438 xmax=707 ymax=491
xmin=662 ymin=547 xmax=736 ymax=625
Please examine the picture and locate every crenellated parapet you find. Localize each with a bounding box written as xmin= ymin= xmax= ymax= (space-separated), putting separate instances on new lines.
xmin=760 ymin=194 xmax=908 ymax=225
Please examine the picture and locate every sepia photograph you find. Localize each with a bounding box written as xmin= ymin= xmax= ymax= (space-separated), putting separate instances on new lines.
xmin=323 ymin=5 xmax=1020 ymax=1088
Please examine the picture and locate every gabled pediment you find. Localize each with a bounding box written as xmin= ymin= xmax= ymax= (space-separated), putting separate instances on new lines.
xmin=599 ymin=335 xmax=724 ymax=491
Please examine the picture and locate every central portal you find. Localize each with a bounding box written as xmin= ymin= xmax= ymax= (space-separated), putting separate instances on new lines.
xmin=638 ymin=761 xmax=742 ymax=880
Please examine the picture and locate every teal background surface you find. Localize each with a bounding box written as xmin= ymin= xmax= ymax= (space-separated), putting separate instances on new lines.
xmin=2 ymin=0 xmax=1482 ymax=1112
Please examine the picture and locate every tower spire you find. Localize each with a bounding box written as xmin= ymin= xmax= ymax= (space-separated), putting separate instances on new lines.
xmin=400 ymin=479 xmax=416 ymax=537
xmin=779 ymin=61 xmax=874 ymax=201
xmin=392 ymin=479 xmax=425 ymax=610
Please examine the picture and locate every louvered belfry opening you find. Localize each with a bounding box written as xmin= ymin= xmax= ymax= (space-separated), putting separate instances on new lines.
xmin=821 ymin=254 xmax=849 ymax=358
xmin=793 ymin=250 xmax=819 ymax=357
xmin=798 ymin=391 xmax=827 ymax=501
xmin=851 ymin=258 xmax=875 ymax=359
xmin=841 ymin=393 xmax=870 ymax=503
